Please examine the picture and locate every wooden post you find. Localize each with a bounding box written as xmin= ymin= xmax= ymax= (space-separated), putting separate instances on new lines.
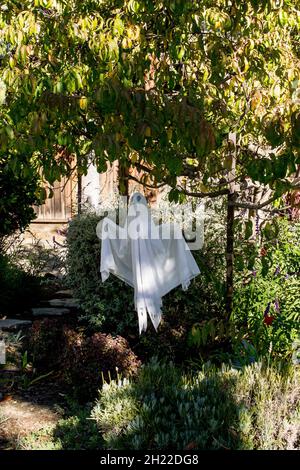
xmin=118 ymin=161 xmax=129 ymax=201
xmin=226 ymin=191 xmax=235 ymax=316
xmin=225 ymin=132 xmax=237 ymax=318
xmin=77 ymin=155 xmax=82 ymax=215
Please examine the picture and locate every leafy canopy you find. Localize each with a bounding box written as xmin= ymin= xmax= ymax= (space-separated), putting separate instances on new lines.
xmin=0 ymin=0 xmax=299 ymax=197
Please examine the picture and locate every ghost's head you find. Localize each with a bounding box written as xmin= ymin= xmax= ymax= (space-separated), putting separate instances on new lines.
xmin=129 ymin=192 xmax=148 ymax=207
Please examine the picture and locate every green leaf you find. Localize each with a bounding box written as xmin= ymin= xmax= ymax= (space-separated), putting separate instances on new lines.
xmin=245 ymin=220 xmax=253 ymax=240
xmin=273 ymin=156 xmax=288 ymax=179
xmin=168 ymin=188 xmax=180 ymax=203
xmin=113 ymin=17 xmax=124 ymax=35
xmin=261 ymin=256 xmax=270 ymax=277
xmin=176 ymin=46 xmax=185 ymax=60
xmin=4 ymin=125 xmax=14 ymax=140
xmin=235 ymin=254 xmax=245 ymax=271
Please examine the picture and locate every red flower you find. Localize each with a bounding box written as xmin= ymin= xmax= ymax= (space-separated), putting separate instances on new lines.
xmin=260 ymin=247 xmax=267 ymax=257
xmin=263 ymin=315 xmax=275 ymax=326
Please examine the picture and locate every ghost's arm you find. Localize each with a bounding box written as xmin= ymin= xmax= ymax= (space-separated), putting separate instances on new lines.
xmin=100 ymin=218 xmax=134 ymax=287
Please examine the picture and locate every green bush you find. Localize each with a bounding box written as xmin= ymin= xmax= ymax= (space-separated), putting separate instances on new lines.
xmin=0 ymin=158 xmax=39 ymax=242
xmin=52 ymin=406 xmax=101 ymax=450
xmin=92 ymin=359 xmax=300 ymax=450
xmin=232 ymin=219 xmax=300 ymax=358
xmin=0 ymin=253 xmax=41 ymax=315
xmin=65 ymin=212 xmax=226 ymax=361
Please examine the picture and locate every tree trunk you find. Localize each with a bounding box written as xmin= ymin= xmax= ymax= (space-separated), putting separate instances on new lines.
xmin=225 ymin=192 xmax=235 ymax=317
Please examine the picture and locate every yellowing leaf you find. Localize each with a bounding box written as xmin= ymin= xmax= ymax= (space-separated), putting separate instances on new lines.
xmin=130 ymin=151 xmax=138 ymax=163
xmin=251 ymin=91 xmax=262 ymax=111
xmin=167 ymin=128 xmax=173 ymax=141
xmin=79 ymin=97 xmax=88 ymax=110
xmin=122 ymin=37 xmax=132 ymax=49
xmin=243 ymin=57 xmax=249 ymax=72
xmin=145 ymin=126 xmax=151 ymax=137
xmin=9 ymin=56 xmax=15 ymax=68
xmin=203 ymin=66 xmax=209 ymax=82
xmin=199 ymin=183 xmax=209 ymax=192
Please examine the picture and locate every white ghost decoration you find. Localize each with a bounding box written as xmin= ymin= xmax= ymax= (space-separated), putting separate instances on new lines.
xmin=100 ymin=192 xmax=200 ymax=334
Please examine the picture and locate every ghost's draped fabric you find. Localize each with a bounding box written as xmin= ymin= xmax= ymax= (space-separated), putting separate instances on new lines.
xmin=100 ymin=193 xmax=200 ymax=333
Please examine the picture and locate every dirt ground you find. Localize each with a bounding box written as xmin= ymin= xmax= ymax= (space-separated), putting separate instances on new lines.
xmin=0 ymin=385 xmax=64 ymax=450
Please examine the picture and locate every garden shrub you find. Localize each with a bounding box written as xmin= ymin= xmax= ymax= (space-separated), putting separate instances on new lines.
xmin=28 ymin=318 xmax=141 ymax=400
xmin=52 ymin=407 xmax=102 ymax=450
xmin=0 ymin=253 xmax=42 ymax=315
xmin=92 ymin=359 xmax=300 ymax=450
xmin=136 ymin=251 xmax=226 ymax=362
xmin=232 ymin=219 xmax=300 ymax=358
xmin=62 ymin=332 xmax=141 ymax=400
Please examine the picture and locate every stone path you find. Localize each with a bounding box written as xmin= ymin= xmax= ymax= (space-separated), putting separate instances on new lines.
xmin=55 ymin=289 xmax=73 ymax=298
xmin=0 ymin=289 xmax=80 ymax=330
xmin=45 ymin=298 xmax=80 ymax=308
xmin=31 ymin=307 xmax=71 ymax=317
xmin=0 ymin=319 xmax=32 ymax=331
xmin=0 ymin=285 xmax=78 ymax=450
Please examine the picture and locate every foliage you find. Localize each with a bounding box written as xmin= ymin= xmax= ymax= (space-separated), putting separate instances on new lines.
xmin=62 ymin=331 xmax=141 ymax=400
xmin=92 ymin=359 xmax=300 ymax=450
xmin=0 ymin=157 xmax=40 ymax=245
xmin=2 ymin=1 xmax=300 ymax=360
xmin=187 ymin=317 xmax=237 ymax=350
xmin=51 ymin=399 xmax=102 ymax=450
xmin=28 ymin=318 xmax=141 ymax=400
xmin=188 ymin=218 xmax=300 ymax=362
xmin=0 ymin=1 xmax=299 ymax=204
xmin=17 ymin=426 xmax=63 ymax=451
xmin=232 ymin=219 xmax=300 ymax=358
xmin=0 ymin=253 xmax=41 ymax=315
xmin=11 ymin=238 xmax=66 ymax=278
xmin=17 ymin=401 xmax=101 ymax=450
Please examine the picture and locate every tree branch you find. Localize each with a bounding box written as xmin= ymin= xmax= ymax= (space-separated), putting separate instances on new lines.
xmin=127 ymin=174 xmax=166 ymax=189
xmin=230 ymin=194 xmax=279 ymax=210
xmin=176 ymin=185 xmax=229 ymax=198
xmin=132 ymin=162 xmax=152 ymax=174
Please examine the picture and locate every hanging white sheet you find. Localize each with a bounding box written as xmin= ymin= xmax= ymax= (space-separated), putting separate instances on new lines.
xmin=100 ymin=193 xmax=200 ymax=333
